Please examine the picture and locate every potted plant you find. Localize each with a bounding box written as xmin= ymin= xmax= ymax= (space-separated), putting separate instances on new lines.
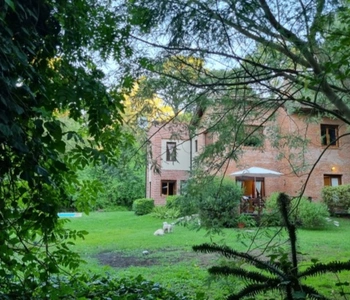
xmin=235 ymin=214 xmax=256 ymax=228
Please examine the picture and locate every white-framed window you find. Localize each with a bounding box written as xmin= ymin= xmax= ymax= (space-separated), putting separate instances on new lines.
xmin=166 ymin=142 xmax=177 ymax=161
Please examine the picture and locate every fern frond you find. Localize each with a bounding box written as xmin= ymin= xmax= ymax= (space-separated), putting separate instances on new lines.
xmin=300 ymin=284 xmax=329 ymax=300
xmin=208 ymin=265 xmax=276 ymax=284
xmin=299 ymin=260 xmax=350 ymax=278
xmin=193 ymin=243 xmax=286 ymax=279
xmin=226 ymin=282 xmax=281 ymax=300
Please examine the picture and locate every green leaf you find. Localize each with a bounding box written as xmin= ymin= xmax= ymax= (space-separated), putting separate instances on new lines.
xmin=44 ymin=121 xmax=63 ymax=141
xmin=67 ymin=131 xmax=74 ymax=140
xmin=0 ymin=124 xmax=12 ymax=137
xmin=36 ymin=165 xmax=49 ymax=178
xmin=5 ymin=0 xmax=15 ymax=12
xmin=311 ymin=258 xmax=319 ymax=264
xmin=336 ymin=282 xmax=350 ymax=287
xmin=55 ymin=140 xmax=66 ymax=153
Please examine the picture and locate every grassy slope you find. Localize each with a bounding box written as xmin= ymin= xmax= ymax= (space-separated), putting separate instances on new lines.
xmin=64 ymin=211 xmax=350 ymax=299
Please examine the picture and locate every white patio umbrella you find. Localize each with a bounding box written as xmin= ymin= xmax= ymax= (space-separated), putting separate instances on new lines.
xmin=230 ymin=166 xmax=283 ymax=178
xmin=231 ymin=166 xmax=283 ymax=214
xmin=230 ymin=166 xmax=283 ymax=198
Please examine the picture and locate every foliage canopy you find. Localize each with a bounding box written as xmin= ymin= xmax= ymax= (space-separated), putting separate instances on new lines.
xmin=0 ymin=0 xmax=133 ymax=296
xmin=121 ymin=0 xmax=350 ymax=180
xmin=126 ymin=0 xmax=350 ymax=122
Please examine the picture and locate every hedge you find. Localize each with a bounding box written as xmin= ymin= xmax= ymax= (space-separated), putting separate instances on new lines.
xmin=132 ymin=198 xmax=155 ymax=215
xmin=322 ymin=184 xmax=350 ymax=215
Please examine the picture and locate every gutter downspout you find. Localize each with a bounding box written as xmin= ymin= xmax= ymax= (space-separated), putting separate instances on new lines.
xmin=190 ymin=136 xmax=192 ymax=172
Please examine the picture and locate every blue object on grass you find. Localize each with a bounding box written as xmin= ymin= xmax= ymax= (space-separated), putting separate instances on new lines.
xmin=58 ymin=212 xmax=82 ymax=218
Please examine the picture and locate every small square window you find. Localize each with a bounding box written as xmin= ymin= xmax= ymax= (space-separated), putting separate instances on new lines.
xmin=166 ymin=142 xmax=177 ymax=161
xmin=161 ymin=180 xmax=176 ymax=196
xmin=324 ymin=175 xmax=341 ymax=186
xmin=321 ymin=124 xmax=338 ymax=147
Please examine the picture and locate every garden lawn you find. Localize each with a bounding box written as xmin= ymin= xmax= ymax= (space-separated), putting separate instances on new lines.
xmin=64 ymin=211 xmax=350 ymax=299
xmin=63 ymin=211 xmax=242 ymax=298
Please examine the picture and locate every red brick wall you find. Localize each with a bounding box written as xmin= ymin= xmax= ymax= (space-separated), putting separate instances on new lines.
xmin=148 ymin=170 xmax=190 ymax=205
xmin=147 ymin=122 xmax=191 ymax=205
xmin=196 ymin=107 xmax=350 ymax=201
xmin=148 ymin=109 xmax=350 ymax=205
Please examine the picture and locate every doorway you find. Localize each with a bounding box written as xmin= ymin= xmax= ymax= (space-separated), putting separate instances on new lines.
xmin=237 ymin=177 xmax=265 ymax=198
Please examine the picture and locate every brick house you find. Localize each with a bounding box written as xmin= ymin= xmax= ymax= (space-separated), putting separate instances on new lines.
xmin=146 ymin=122 xmax=194 ymax=205
xmin=146 ymin=107 xmax=350 ymax=205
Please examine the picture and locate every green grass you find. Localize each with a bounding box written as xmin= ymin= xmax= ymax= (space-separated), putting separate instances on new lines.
xmin=297 ymin=221 xmax=350 ymax=299
xmin=63 ymin=211 xmax=350 ymax=299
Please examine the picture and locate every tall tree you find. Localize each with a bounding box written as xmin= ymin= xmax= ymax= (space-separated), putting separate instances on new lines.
xmin=123 ymin=81 xmax=175 ymax=128
xmin=0 ymin=0 xmax=132 ymax=297
xmin=137 ymin=56 xmax=206 ymax=116
xmin=124 ymin=0 xmax=350 ymax=121
xmin=121 ymin=0 xmax=350 ymax=176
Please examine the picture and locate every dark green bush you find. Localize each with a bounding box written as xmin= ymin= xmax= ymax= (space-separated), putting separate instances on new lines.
xmin=3 ymin=273 xmax=197 ymax=299
xmin=181 ymin=176 xmax=242 ymax=230
xmin=235 ymin=213 xmax=256 ymax=228
xmin=262 ymin=193 xmax=330 ymax=229
xmin=261 ymin=192 xmax=285 ymax=226
xmin=171 ymin=194 xmax=198 ymax=217
xmin=322 ymin=184 xmax=350 ymax=215
xmin=132 ymin=198 xmax=155 ymax=215
xmin=76 ymin=164 xmax=145 ymax=211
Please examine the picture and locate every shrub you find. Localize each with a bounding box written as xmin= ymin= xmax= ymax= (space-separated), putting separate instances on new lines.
xmin=171 ymin=194 xmax=198 ymax=217
xmin=235 ymin=213 xmax=256 ymax=228
xmin=322 ymin=184 xmax=350 ymax=215
xmin=262 ymin=193 xmax=330 ymax=229
xmin=295 ymin=199 xmax=330 ymax=229
xmin=4 ymin=273 xmax=196 ymax=299
xmin=151 ymin=205 xmax=181 ymax=219
xmin=77 ymin=164 xmax=145 ymax=211
xmin=260 ymin=192 xmax=282 ymax=226
xmin=132 ymin=198 xmax=155 ymax=215
xmin=166 ymin=195 xmax=180 ymax=209
xmin=181 ymin=176 xmax=242 ymax=230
